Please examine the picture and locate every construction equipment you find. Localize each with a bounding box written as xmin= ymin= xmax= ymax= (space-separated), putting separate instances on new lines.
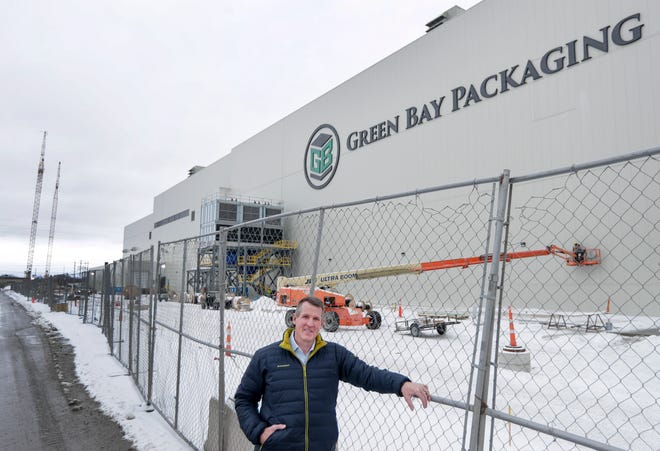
xmin=394 ymin=312 xmax=469 ymax=337
xmin=276 ymin=244 xmax=600 ymax=333
xmin=26 ymin=131 xmax=47 ymax=280
xmin=45 ymin=162 xmax=61 ymax=278
xmin=276 ymin=244 xmax=600 ymax=290
xmin=277 ymin=286 xmax=381 ymax=332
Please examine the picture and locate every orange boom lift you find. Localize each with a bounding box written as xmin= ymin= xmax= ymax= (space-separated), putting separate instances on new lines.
xmin=276 ymin=244 xmax=600 ymax=332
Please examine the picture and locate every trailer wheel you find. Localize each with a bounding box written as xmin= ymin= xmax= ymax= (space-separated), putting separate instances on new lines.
xmin=285 ymin=309 xmax=295 ymax=328
xmin=323 ymin=311 xmax=340 ymax=332
xmin=366 ymin=311 xmax=382 ymax=330
xmin=410 ymin=322 xmax=421 ymax=337
xmin=436 ymin=323 xmax=446 ymax=335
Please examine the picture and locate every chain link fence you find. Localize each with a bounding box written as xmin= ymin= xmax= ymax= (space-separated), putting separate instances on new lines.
xmin=13 ymin=149 xmax=658 ymax=450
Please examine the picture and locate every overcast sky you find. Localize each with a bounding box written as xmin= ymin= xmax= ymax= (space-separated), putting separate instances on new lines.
xmin=0 ymin=0 xmax=480 ymax=277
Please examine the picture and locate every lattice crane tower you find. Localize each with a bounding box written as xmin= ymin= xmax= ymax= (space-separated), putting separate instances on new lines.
xmin=45 ymin=161 xmax=61 ymax=278
xmin=26 ymin=131 xmax=47 ymax=280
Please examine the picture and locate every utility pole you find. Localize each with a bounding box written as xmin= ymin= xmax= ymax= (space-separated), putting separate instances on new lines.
xmin=45 ymin=162 xmax=62 ymax=278
xmin=26 ymin=131 xmax=47 ymax=280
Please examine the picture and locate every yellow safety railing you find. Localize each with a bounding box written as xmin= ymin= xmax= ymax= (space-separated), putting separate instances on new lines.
xmin=274 ymin=240 xmax=298 ymax=249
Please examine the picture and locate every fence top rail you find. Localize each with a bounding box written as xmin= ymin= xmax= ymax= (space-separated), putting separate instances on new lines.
xmin=509 ymin=145 xmax=660 ymax=184
xmin=156 ymin=146 xmax=659 ymax=247
xmin=156 ymin=176 xmax=501 ymax=247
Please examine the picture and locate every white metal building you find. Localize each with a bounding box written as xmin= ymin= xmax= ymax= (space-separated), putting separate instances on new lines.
xmin=124 ymin=0 xmax=659 ymax=256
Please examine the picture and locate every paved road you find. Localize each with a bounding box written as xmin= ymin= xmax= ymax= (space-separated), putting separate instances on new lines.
xmin=0 ymin=292 xmax=135 ymax=450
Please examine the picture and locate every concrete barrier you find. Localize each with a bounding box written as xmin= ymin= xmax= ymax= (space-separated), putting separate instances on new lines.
xmin=204 ymin=397 xmax=253 ymax=451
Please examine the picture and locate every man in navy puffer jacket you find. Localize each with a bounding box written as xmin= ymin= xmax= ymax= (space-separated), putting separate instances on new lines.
xmin=235 ymin=296 xmax=431 ymax=451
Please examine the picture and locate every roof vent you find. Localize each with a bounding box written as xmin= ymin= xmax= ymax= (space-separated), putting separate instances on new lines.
xmin=426 ymin=5 xmax=465 ymax=32
xmin=188 ymin=165 xmax=205 ymax=177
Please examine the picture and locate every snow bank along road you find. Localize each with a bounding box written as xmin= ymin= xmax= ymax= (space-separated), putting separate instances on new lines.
xmin=0 ymin=291 xmax=135 ymax=450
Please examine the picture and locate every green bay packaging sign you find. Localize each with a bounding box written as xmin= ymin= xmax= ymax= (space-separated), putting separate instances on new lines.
xmin=304 ymin=13 xmax=644 ymax=189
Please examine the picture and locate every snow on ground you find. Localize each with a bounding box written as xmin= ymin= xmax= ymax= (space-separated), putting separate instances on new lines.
xmin=141 ymin=295 xmax=659 ymax=450
xmin=5 ymin=286 xmax=659 ymax=450
xmin=3 ymin=288 xmax=192 ymax=451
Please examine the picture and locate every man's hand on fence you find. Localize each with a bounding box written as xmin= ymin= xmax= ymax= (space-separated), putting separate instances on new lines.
xmin=401 ymin=381 xmax=431 ymax=410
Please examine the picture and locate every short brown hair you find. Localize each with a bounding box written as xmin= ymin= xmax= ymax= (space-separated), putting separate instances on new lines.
xmin=296 ymin=296 xmax=324 ymax=314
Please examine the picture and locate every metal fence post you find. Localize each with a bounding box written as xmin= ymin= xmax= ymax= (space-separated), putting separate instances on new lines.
xmin=102 ymin=262 xmax=110 ymax=334
xmin=461 ymin=182 xmax=498 ymax=449
xmin=91 ymin=270 xmax=97 ymax=324
xmin=174 ymin=239 xmax=188 ymax=429
xmin=83 ymin=270 xmax=90 ymax=323
xmin=147 ymin=244 xmax=158 ymax=407
xmin=135 ymin=252 xmax=143 ymax=383
xmin=110 ymin=261 xmax=117 ymax=355
xmin=218 ymin=233 xmax=228 ymax=450
xmin=469 ymin=170 xmax=510 ymax=451
xmin=237 ymin=228 xmax=244 ymax=297
xmin=487 ymin=183 xmax=514 ymax=449
xmin=308 ymin=208 xmax=325 ymax=294
xmin=119 ymin=258 xmax=125 ymax=362
xmin=105 ymin=264 xmax=110 ymax=335
xmin=128 ymin=254 xmax=134 ymax=375
xmin=100 ymin=267 xmax=104 ymax=331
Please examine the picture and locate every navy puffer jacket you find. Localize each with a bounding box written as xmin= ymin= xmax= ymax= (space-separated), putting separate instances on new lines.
xmin=234 ymin=328 xmax=409 ymax=451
